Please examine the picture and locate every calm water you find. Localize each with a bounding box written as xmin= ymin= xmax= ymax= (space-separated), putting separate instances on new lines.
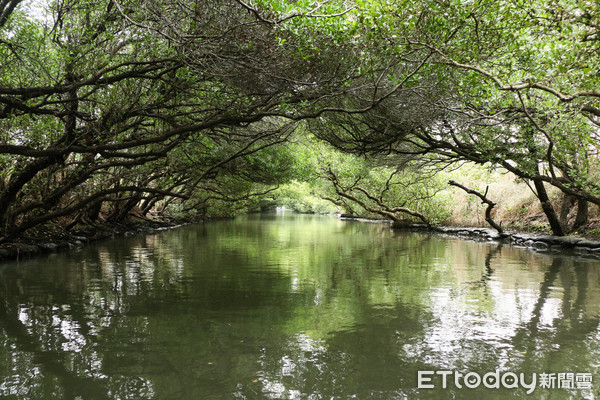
xmin=0 ymin=213 xmax=599 ymax=399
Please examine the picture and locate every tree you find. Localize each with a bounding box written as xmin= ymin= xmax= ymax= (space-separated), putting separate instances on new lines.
xmin=400 ymin=0 xmax=600 ymax=235
xmin=310 ymin=0 xmax=600 ymax=235
xmin=285 ymin=138 xmax=452 ymax=224
xmin=0 ymin=0 xmax=397 ymax=240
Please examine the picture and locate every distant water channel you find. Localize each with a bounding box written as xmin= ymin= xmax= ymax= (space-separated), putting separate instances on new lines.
xmin=1 ymin=212 xmax=599 ymax=399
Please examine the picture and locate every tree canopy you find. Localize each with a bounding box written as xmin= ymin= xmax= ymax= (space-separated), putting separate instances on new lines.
xmin=1 ymin=0 xmax=599 ymax=239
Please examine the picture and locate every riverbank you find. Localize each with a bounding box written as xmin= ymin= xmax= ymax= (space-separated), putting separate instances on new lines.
xmin=0 ymin=219 xmax=191 ymax=262
xmin=421 ymin=225 xmax=600 ymax=256
xmin=339 ymin=216 xmax=600 ymax=258
xmin=4 ymin=212 xmax=600 ymax=263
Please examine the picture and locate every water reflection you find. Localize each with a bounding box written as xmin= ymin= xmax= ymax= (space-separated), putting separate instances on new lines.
xmin=0 ymin=213 xmax=599 ymax=399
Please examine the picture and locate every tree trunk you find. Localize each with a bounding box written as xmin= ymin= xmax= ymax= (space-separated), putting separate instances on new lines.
xmin=87 ymin=201 xmax=103 ymax=221
xmin=141 ymin=196 xmax=162 ymax=216
xmin=0 ymin=157 xmax=59 ymax=222
xmin=559 ymin=194 xmax=576 ymax=229
xmin=572 ymin=199 xmax=588 ymax=231
xmin=533 ymin=179 xmax=565 ymax=236
xmin=108 ymin=195 xmax=142 ymax=222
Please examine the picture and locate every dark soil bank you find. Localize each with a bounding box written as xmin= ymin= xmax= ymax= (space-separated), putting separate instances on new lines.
xmin=0 ymin=220 xmax=189 ymax=262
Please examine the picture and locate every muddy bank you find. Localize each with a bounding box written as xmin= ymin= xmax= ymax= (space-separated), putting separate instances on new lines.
xmin=0 ymin=220 xmax=190 ymax=262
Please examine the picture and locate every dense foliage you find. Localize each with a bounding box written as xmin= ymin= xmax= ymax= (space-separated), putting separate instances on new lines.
xmin=1 ymin=0 xmax=599 ymax=238
xmin=309 ymin=0 xmax=600 ymax=234
xmin=0 ymin=0 xmax=388 ymax=239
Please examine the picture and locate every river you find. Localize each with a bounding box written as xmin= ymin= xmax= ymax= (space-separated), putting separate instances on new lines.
xmin=0 ymin=212 xmax=599 ymax=399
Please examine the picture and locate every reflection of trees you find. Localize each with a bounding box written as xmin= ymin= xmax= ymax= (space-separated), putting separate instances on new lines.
xmin=0 ymin=216 xmax=599 ymax=399
xmin=482 ymin=243 xmax=503 ymax=286
xmin=0 ymin=269 xmax=113 ymax=399
xmin=464 ymin=242 xmax=503 ymax=296
xmin=0 ymin=216 xmax=443 ymax=399
xmin=0 ymin=306 xmax=104 ymax=399
xmin=511 ymin=257 xmax=562 ymax=348
xmin=400 ymin=243 xmax=600 ymax=398
xmin=253 ymin=303 xmax=429 ymax=400
xmin=0 ymin=237 xmax=178 ymax=399
xmin=511 ymin=255 xmax=600 ymax=396
xmin=512 ymin=254 xmax=600 ymax=343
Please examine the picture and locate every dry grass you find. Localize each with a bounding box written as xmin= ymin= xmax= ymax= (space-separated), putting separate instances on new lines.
xmin=443 ymin=164 xmax=600 ymax=236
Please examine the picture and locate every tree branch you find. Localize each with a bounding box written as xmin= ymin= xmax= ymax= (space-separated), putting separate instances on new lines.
xmin=449 ymin=180 xmax=504 ymax=234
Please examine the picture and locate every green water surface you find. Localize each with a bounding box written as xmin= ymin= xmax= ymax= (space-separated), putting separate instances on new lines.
xmin=0 ymin=213 xmax=599 ymax=399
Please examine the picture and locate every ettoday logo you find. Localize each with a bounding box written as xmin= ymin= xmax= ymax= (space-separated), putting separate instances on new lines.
xmin=417 ymin=370 xmax=593 ymax=394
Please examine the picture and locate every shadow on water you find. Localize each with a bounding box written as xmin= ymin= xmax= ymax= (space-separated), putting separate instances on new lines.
xmin=0 ymin=213 xmax=599 ymax=399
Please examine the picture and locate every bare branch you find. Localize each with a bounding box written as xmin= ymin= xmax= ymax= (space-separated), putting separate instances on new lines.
xmin=449 ymin=180 xmax=504 ymax=234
